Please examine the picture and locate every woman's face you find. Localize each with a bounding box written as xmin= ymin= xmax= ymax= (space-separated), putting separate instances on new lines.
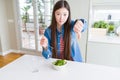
xmin=55 ymin=7 xmax=69 ymax=27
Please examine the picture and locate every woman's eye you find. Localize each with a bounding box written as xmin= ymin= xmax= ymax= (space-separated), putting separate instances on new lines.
xmin=57 ymin=14 xmax=60 ymax=15
xmin=64 ymin=14 xmax=67 ymax=16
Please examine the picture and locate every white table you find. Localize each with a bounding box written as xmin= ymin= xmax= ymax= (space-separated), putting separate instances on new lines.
xmin=0 ymin=55 xmax=120 ymax=80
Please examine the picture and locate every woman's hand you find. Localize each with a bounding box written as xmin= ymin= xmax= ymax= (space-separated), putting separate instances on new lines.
xmin=40 ymin=36 xmax=48 ymax=49
xmin=73 ymin=20 xmax=83 ymax=39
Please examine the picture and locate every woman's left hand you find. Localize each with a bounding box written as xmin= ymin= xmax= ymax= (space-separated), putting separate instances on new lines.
xmin=73 ymin=20 xmax=83 ymax=39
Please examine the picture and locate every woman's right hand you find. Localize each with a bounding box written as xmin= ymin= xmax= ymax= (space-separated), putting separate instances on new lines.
xmin=40 ymin=36 xmax=48 ymax=49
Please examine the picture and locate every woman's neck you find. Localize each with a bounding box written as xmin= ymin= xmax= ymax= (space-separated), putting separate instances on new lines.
xmin=57 ymin=24 xmax=62 ymax=32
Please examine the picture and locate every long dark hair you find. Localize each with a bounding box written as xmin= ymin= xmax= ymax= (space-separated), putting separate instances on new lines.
xmin=50 ymin=0 xmax=71 ymax=60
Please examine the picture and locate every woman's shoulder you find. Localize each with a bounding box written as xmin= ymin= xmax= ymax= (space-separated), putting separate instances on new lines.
xmin=44 ymin=26 xmax=51 ymax=39
xmin=70 ymin=20 xmax=75 ymax=27
xmin=71 ymin=19 xmax=86 ymax=24
xmin=45 ymin=26 xmax=51 ymax=32
xmin=70 ymin=20 xmax=75 ymax=24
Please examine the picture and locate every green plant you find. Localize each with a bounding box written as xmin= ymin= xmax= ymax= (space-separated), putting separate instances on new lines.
xmin=53 ymin=60 xmax=67 ymax=66
xmin=21 ymin=5 xmax=31 ymax=31
xmin=21 ymin=5 xmax=31 ymax=23
xmin=93 ymin=21 xmax=109 ymax=29
xmin=42 ymin=24 xmax=47 ymax=28
xmin=107 ymin=24 xmax=115 ymax=33
xmin=37 ymin=0 xmax=44 ymax=23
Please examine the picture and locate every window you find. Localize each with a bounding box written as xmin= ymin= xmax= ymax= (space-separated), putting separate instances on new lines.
xmin=15 ymin=0 xmax=54 ymax=53
xmin=93 ymin=9 xmax=120 ymax=25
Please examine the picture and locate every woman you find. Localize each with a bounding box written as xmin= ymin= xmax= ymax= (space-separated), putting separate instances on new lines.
xmin=40 ymin=0 xmax=87 ymax=62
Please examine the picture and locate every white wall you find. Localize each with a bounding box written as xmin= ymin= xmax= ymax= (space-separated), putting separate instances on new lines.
xmin=92 ymin=0 xmax=120 ymax=4
xmin=0 ymin=0 xmax=11 ymax=55
xmin=0 ymin=37 xmax=2 ymax=53
xmin=6 ymin=0 xmax=18 ymax=50
xmin=0 ymin=0 xmax=18 ymax=55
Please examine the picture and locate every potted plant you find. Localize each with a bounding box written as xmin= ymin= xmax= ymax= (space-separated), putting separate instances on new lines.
xmin=107 ymin=24 xmax=115 ymax=36
xmin=90 ymin=21 xmax=109 ymax=36
xmin=93 ymin=21 xmax=109 ymax=29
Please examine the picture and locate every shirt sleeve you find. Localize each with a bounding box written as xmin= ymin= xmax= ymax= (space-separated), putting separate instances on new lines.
xmin=42 ymin=28 xmax=52 ymax=59
xmin=80 ymin=19 xmax=88 ymax=32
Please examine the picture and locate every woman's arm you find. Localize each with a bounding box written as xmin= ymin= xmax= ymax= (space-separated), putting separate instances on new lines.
xmin=41 ymin=28 xmax=52 ymax=59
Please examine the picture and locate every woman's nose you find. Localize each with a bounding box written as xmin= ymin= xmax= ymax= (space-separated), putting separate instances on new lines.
xmin=60 ymin=15 xmax=64 ymax=20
